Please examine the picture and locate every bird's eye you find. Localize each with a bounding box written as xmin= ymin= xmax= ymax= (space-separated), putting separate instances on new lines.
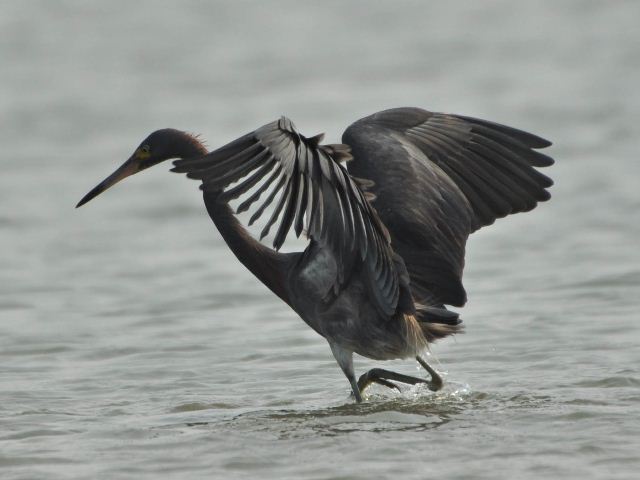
xmin=141 ymin=144 xmax=151 ymax=153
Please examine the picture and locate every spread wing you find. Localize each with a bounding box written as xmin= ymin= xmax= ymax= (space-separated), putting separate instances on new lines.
xmin=172 ymin=117 xmax=399 ymax=316
xmin=343 ymin=107 xmax=554 ymax=307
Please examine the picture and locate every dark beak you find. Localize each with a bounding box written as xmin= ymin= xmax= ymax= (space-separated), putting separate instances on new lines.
xmin=76 ymin=156 xmax=140 ymax=208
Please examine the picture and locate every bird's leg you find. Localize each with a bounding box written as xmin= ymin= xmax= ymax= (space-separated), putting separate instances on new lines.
xmin=348 ymin=375 xmax=363 ymax=403
xmin=416 ymin=355 xmax=443 ymax=391
xmin=329 ymin=343 xmax=362 ymax=403
xmin=356 ymin=356 xmax=444 ymax=395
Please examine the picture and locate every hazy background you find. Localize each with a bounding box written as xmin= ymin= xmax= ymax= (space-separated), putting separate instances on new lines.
xmin=1 ymin=1 xmax=639 ymax=479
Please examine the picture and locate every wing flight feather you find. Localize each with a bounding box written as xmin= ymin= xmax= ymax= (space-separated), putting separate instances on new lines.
xmin=172 ymin=117 xmax=399 ymax=316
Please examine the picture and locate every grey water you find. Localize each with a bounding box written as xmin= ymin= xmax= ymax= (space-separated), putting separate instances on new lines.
xmin=1 ymin=1 xmax=639 ymax=479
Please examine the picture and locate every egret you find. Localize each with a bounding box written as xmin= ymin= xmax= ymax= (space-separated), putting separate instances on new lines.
xmin=77 ymin=107 xmax=554 ymax=402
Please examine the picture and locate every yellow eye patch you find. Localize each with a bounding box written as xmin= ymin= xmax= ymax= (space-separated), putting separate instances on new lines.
xmin=136 ymin=147 xmax=151 ymax=160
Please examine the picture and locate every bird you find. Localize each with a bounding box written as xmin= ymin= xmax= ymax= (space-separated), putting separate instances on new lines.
xmin=77 ymin=107 xmax=554 ymax=402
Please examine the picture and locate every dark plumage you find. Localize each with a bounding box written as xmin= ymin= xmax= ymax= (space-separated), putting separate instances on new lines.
xmin=77 ymin=107 xmax=554 ymax=402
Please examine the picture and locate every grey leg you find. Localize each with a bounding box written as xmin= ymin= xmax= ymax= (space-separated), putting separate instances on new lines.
xmin=329 ymin=343 xmax=362 ymax=403
xmin=416 ymin=355 xmax=443 ymax=391
xmin=348 ymin=375 xmax=363 ymax=403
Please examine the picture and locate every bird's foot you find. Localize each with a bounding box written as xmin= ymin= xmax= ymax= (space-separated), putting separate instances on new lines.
xmin=357 ymin=368 xmax=426 ymax=394
xmin=357 ymin=369 xmax=402 ymax=393
xmin=356 ymin=359 xmax=444 ymax=396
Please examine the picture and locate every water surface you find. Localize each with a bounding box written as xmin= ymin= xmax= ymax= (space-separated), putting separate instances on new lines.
xmin=1 ymin=1 xmax=639 ymax=479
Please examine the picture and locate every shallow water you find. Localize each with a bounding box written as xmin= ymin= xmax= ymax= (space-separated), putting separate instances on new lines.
xmin=1 ymin=1 xmax=640 ymax=479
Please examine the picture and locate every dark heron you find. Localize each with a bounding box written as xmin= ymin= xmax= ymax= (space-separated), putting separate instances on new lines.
xmin=77 ymin=107 xmax=553 ymax=402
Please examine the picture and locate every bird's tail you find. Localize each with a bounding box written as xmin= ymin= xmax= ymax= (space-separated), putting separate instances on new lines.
xmin=414 ymin=303 xmax=464 ymax=343
xmin=402 ymin=313 xmax=429 ymax=354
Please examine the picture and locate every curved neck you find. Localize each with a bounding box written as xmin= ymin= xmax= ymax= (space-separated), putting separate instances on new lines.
xmin=203 ymin=191 xmax=292 ymax=305
xmin=173 ymin=134 xmax=293 ymax=306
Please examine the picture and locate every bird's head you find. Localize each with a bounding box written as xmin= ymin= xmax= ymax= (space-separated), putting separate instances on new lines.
xmin=76 ymin=128 xmax=206 ymax=207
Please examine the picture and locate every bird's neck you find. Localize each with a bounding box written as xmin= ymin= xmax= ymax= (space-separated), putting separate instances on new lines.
xmin=178 ymin=134 xmax=209 ymax=158
xmin=203 ymin=191 xmax=292 ymax=305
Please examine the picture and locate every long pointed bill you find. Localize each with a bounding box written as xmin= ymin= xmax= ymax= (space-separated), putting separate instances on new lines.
xmin=76 ymin=156 xmax=140 ymax=208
